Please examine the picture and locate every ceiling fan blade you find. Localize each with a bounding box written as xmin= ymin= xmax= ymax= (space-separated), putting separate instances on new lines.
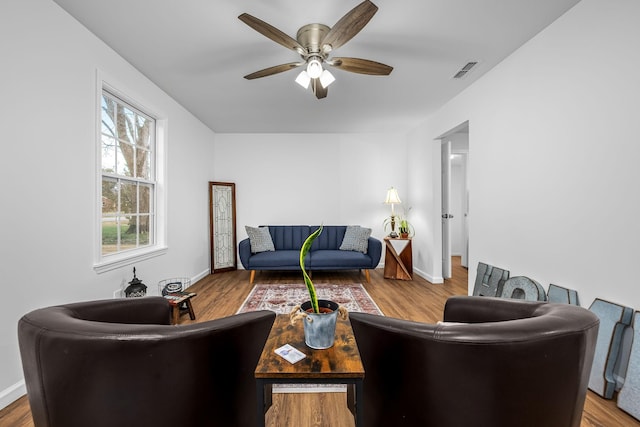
xmin=312 ymin=78 xmax=328 ymax=99
xmin=244 ymin=62 xmax=303 ymax=80
xmin=238 ymin=13 xmax=305 ymax=53
xmin=321 ymin=1 xmax=378 ymax=51
xmin=330 ymin=57 xmax=393 ymax=75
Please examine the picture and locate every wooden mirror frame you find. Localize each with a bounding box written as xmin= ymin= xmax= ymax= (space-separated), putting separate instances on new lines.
xmin=209 ymin=182 xmax=237 ymax=273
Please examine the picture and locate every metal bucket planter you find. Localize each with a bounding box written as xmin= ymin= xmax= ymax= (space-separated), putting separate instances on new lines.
xmin=300 ymin=299 xmax=339 ymax=349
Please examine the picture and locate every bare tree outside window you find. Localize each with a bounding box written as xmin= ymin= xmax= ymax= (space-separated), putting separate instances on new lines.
xmin=100 ymin=91 xmax=155 ymax=255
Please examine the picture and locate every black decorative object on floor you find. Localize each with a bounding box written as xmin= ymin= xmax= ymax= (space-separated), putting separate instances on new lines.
xmin=124 ymin=267 xmax=147 ymax=298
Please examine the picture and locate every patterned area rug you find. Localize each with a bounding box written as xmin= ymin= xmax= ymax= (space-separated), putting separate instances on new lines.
xmin=237 ymin=283 xmax=383 ymax=316
xmin=238 ymin=283 xmax=383 ymax=393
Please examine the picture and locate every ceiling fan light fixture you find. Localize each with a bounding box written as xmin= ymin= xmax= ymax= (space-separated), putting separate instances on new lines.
xmin=306 ymin=58 xmax=323 ymax=79
xmin=295 ymin=70 xmax=311 ymax=89
xmin=319 ymin=69 xmax=335 ymax=88
xmin=239 ymin=1 xmax=392 ymax=99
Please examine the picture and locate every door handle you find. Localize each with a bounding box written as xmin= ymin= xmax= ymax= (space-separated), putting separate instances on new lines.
xmin=441 ymin=214 xmax=454 ymax=219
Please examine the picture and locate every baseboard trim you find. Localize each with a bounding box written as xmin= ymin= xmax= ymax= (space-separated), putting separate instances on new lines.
xmin=0 ymin=380 xmax=25 ymax=411
xmin=414 ymin=268 xmax=444 ymax=284
xmin=190 ymin=269 xmax=210 ymax=287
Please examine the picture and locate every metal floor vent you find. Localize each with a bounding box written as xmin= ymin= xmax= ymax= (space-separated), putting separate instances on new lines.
xmin=453 ymin=61 xmax=478 ymax=79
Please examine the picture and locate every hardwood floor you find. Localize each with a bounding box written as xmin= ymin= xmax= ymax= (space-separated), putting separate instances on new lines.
xmin=1 ymin=257 xmax=638 ymax=426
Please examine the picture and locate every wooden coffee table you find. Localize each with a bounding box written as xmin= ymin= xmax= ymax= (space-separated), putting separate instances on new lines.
xmin=255 ymin=315 xmax=365 ymax=426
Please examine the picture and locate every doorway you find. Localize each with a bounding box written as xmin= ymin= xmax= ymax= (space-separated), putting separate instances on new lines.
xmin=438 ymin=122 xmax=469 ymax=279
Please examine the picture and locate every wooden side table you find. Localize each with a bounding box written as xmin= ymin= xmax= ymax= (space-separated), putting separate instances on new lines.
xmin=383 ymin=237 xmax=413 ymax=280
xmin=164 ymin=292 xmax=197 ymax=324
xmin=255 ymin=315 xmax=365 ymax=426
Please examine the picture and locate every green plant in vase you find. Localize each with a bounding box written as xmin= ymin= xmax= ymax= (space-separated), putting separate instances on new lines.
xmin=399 ymin=206 xmax=414 ymax=238
xmin=292 ymin=225 xmax=347 ymax=349
xmin=399 ymin=219 xmax=413 ymax=237
xmin=300 ymin=225 xmax=323 ymax=313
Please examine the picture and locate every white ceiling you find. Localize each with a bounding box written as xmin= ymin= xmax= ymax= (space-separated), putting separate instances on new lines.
xmin=52 ymin=0 xmax=581 ymax=133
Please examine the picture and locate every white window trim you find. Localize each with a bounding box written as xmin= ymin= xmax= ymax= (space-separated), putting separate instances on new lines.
xmin=93 ymin=70 xmax=168 ymax=274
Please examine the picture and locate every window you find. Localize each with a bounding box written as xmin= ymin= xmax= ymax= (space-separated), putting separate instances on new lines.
xmin=98 ymin=88 xmax=160 ymax=266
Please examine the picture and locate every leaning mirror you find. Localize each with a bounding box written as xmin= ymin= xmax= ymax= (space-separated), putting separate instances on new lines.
xmin=209 ymin=182 xmax=237 ymax=273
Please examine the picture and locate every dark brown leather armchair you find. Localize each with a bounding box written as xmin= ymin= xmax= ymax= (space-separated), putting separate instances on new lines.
xmin=18 ymin=297 xmax=275 ymax=427
xmin=350 ymin=296 xmax=599 ymax=427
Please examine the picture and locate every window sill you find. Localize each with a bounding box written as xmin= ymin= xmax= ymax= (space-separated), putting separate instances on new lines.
xmin=93 ymin=246 xmax=168 ymax=274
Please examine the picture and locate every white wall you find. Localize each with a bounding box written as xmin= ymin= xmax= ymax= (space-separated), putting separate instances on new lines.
xmin=0 ymin=0 xmax=215 ymax=407
xmin=408 ymin=0 xmax=640 ymax=308
xmin=213 ymin=133 xmax=408 ymax=248
xmin=406 ymin=127 xmax=443 ymax=283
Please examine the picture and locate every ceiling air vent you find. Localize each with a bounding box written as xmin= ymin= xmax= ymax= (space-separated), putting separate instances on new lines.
xmin=453 ymin=61 xmax=478 ymax=79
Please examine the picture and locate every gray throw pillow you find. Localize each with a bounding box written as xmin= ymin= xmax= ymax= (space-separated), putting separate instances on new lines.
xmin=245 ymin=226 xmax=275 ymax=253
xmin=339 ymin=226 xmax=371 ymax=254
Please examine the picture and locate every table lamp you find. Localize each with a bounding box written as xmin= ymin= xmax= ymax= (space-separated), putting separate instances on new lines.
xmin=384 ymin=187 xmax=402 ymax=237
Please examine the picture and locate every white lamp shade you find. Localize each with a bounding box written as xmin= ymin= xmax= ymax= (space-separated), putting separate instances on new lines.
xmin=319 ymin=69 xmax=335 ymax=88
xmin=384 ymin=187 xmax=402 ymax=204
xmin=295 ymin=70 xmax=311 ymax=89
xmin=306 ymin=58 xmax=323 ymax=79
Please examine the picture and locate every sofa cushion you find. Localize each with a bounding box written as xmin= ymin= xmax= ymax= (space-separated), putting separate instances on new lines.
xmin=248 ymin=250 xmax=305 ymax=269
xmin=339 ymin=225 xmax=371 ymax=253
xmin=309 ymin=249 xmax=372 ymax=269
xmin=310 ymin=225 xmax=346 ymax=251
xmin=245 ymin=226 xmax=275 ymax=253
xmin=268 ymin=225 xmax=310 ymax=251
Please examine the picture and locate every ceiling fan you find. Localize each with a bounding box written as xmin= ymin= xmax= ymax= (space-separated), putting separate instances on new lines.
xmin=238 ymin=0 xmax=393 ymax=99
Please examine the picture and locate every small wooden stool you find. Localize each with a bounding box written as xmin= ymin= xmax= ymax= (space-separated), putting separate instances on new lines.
xmin=165 ymin=292 xmax=197 ymax=324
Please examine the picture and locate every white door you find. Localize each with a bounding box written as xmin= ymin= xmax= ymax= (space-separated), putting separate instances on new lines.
xmin=441 ymin=140 xmax=452 ymax=279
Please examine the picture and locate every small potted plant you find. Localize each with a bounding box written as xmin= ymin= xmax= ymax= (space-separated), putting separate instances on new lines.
xmin=290 ymin=225 xmax=347 ymax=349
xmin=399 ymin=219 xmax=411 ymax=238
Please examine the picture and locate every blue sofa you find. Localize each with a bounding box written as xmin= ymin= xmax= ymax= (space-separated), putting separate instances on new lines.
xmin=239 ymin=225 xmax=382 ymax=284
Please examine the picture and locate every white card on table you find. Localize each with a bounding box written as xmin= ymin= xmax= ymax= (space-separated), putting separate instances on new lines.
xmin=274 ymin=344 xmax=306 ymax=364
